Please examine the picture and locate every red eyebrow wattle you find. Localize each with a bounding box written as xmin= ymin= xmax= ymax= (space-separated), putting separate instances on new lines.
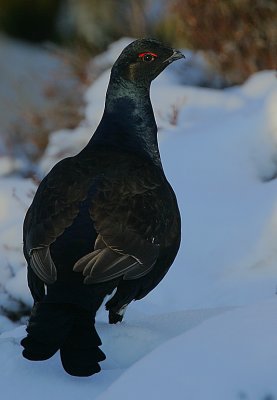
xmin=138 ymin=52 xmax=158 ymax=58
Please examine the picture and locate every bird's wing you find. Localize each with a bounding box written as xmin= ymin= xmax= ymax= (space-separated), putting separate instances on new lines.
xmin=24 ymin=149 xmax=173 ymax=287
xmin=73 ymin=162 xmax=170 ymax=284
xmin=23 ymin=156 xmax=93 ymax=285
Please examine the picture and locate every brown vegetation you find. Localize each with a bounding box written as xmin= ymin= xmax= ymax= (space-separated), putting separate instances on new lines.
xmin=6 ymin=47 xmax=91 ymax=164
xmin=171 ymin=0 xmax=276 ymax=83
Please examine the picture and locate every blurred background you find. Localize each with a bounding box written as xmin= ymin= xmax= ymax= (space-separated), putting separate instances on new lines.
xmin=0 ymin=0 xmax=276 ymax=171
xmin=1 ymin=4 xmax=277 ymax=388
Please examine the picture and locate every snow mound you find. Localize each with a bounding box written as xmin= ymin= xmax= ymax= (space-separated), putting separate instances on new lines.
xmin=98 ymin=301 xmax=277 ymax=400
xmin=1 ymin=303 xmax=276 ymax=400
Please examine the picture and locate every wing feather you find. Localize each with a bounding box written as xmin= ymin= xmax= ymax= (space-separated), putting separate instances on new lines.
xmin=73 ymin=161 xmax=166 ymax=284
xmin=30 ymin=247 xmax=57 ymax=284
xmin=24 ymin=149 xmax=174 ymax=288
xmin=74 ymin=247 xmax=140 ymax=284
xmin=24 ymin=156 xmax=94 ymax=285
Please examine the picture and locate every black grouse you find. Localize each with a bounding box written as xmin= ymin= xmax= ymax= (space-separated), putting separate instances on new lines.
xmin=21 ymin=38 xmax=183 ymax=376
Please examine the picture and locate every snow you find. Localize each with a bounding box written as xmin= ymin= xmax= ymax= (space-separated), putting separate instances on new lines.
xmin=97 ymin=300 xmax=277 ymax=400
xmin=0 ymin=178 xmax=35 ymax=314
xmin=0 ymin=35 xmax=58 ymax=138
xmin=0 ymin=38 xmax=277 ymax=399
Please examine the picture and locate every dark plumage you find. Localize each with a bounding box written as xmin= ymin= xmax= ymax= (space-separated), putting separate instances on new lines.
xmin=21 ymin=38 xmax=183 ymax=376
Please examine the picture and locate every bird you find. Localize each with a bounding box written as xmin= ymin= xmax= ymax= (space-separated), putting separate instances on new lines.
xmin=21 ymin=38 xmax=183 ymax=377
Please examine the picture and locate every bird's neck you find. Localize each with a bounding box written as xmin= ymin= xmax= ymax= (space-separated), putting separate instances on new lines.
xmin=87 ymin=75 xmax=162 ymax=168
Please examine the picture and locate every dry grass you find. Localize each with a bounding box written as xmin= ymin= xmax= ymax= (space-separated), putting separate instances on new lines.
xmin=6 ymin=46 xmax=92 ymax=165
xmin=171 ymin=0 xmax=276 ymax=84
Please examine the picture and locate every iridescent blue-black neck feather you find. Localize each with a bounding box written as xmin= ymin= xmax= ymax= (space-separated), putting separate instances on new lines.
xmin=88 ymin=74 xmax=161 ymax=168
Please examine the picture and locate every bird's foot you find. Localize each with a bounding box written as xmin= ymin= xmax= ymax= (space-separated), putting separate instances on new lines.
xmin=108 ymin=310 xmax=123 ymax=324
xmin=107 ymin=304 xmax=128 ymax=324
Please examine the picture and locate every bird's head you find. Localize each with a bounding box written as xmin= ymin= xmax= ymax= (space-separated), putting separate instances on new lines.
xmin=111 ymin=38 xmax=185 ymax=87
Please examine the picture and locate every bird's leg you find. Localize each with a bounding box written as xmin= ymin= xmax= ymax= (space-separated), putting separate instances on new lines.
xmin=107 ymin=303 xmax=128 ymax=324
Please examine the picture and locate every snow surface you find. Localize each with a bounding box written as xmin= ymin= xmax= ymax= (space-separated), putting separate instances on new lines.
xmin=0 ymin=35 xmax=57 ymax=138
xmin=0 ymin=38 xmax=277 ymax=399
xmin=0 ymin=33 xmax=81 ymax=170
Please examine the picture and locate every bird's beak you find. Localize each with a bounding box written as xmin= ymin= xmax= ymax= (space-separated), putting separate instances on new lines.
xmin=163 ymin=50 xmax=185 ymax=64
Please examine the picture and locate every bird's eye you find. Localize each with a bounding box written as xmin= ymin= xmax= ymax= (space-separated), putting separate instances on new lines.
xmin=138 ymin=52 xmax=157 ymax=62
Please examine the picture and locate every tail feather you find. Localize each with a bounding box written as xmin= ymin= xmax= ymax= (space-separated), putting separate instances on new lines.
xmin=21 ymin=302 xmax=105 ymax=376
xmin=60 ymin=308 xmax=106 ymax=377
